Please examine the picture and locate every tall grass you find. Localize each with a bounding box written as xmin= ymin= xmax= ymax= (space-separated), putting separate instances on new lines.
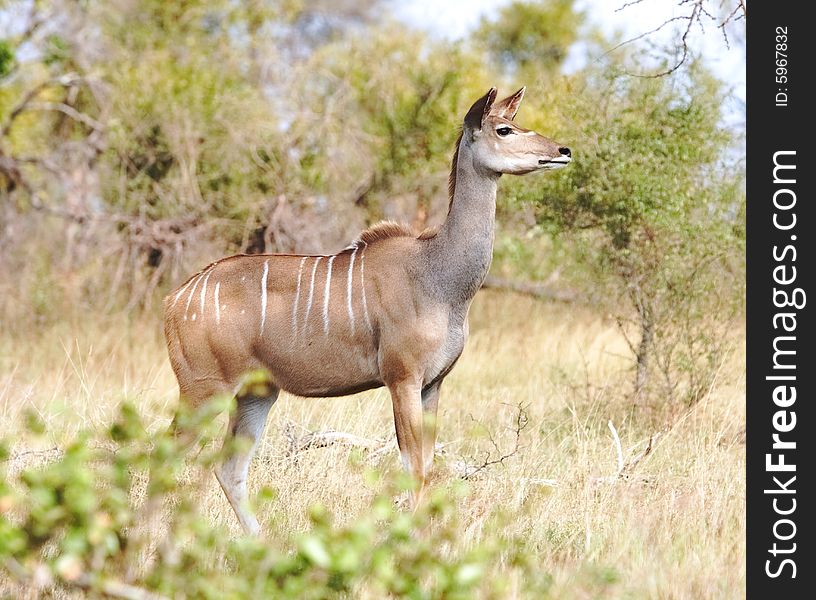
xmin=0 ymin=291 xmax=745 ymax=598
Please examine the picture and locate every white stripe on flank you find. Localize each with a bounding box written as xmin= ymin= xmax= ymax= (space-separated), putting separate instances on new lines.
xmin=291 ymin=257 xmax=307 ymax=338
xmin=184 ymin=273 xmax=203 ymax=320
xmin=214 ymin=281 xmax=221 ymax=324
xmin=346 ymin=248 xmax=357 ymax=335
xmin=172 ymin=276 xmax=196 ymax=308
xmin=260 ymin=260 xmax=269 ymax=334
xmin=199 ymin=269 xmax=212 ymax=315
xmin=322 ymin=255 xmax=336 ymax=335
xmin=303 ymin=256 xmax=322 ymax=334
xmin=359 ymin=243 xmax=373 ymax=333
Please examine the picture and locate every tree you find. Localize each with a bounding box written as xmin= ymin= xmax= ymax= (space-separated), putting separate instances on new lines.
xmin=508 ymin=62 xmax=744 ymax=405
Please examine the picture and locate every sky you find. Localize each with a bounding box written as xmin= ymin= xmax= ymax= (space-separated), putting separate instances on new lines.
xmin=391 ymin=0 xmax=746 ymax=121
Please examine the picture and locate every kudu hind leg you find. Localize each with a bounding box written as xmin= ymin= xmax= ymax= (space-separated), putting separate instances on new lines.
xmin=215 ymin=391 xmax=278 ymax=535
xmin=388 ymin=380 xmax=426 ymax=508
xmin=421 ymin=381 xmax=442 ymax=478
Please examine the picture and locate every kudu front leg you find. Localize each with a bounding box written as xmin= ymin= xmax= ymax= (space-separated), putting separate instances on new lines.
xmin=215 ymin=391 xmax=277 ymax=535
xmin=388 ymin=379 xmax=426 ymax=508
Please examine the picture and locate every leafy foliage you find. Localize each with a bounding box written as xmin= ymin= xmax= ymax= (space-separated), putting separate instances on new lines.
xmin=0 ymin=40 xmax=13 ymax=79
xmin=475 ymin=0 xmax=585 ymax=74
xmin=0 ymin=403 xmax=550 ymax=598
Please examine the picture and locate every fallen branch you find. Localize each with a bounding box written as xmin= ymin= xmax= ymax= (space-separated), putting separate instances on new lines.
xmin=282 ymin=421 xmax=390 ymax=458
xmin=519 ymin=477 xmax=559 ymax=488
xmin=593 ymin=421 xmax=661 ymax=485
xmin=293 ymin=430 xmax=384 ymax=453
xmin=481 ymin=275 xmax=581 ymax=303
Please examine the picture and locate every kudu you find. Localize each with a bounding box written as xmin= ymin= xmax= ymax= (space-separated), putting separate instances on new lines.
xmin=163 ymin=87 xmax=571 ymax=534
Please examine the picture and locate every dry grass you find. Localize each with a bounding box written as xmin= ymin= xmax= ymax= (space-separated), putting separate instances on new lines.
xmin=0 ymin=291 xmax=745 ymax=598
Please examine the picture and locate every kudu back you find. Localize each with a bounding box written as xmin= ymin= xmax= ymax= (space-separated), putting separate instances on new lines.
xmin=164 ymin=86 xmax=571 ymax=534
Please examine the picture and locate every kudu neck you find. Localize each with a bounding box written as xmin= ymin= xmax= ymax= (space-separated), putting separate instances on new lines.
xmin=426 ymin=138 xmax=499 ymax=304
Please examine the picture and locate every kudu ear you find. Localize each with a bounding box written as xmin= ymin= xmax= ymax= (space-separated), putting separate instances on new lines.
xmin=492 ymin=86 xmax=526 ymax=121
xmin=464 ymin=87 xmax=498 ymax=132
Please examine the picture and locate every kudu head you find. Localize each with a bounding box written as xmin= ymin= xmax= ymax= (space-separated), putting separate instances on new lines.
xmin=463 ymin=86 xmax=571 ymax=175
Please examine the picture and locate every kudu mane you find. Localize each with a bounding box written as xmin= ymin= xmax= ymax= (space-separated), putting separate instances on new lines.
xmin=447 ymin=128 xmax=464 ymax=206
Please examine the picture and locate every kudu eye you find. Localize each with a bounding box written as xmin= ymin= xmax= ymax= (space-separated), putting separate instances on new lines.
xmin=496 ymin=126 xmax=513 ymax=137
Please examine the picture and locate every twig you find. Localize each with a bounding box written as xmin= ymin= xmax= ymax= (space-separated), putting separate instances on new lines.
xmin=458 ymin=403 xmax=529 ymax=481
xmin=599 ymin=16 xmax=689 ymax=62
xmin=717 ymin=0 xmax=746 ymax=48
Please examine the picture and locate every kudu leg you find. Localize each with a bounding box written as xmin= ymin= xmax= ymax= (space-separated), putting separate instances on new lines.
xmin=421 ymin=381 xmax=442 ymax=478
xmin=388 ymin=379 xmax=426 ymax=508
xmin=215 ymin=391 xmax=278 ymax=535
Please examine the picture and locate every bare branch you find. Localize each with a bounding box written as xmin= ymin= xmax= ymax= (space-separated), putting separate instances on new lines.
xmin=608 ymin=0 xmax=746 ymax=78
xmin=632 ymin=1 xmax=700 ymax=79
xmin=0 ymin=81 xmax=51 ymax=139
xmin=718 ymin=0 xmax=747 ymax=48
xmin=613 ymin=315 xmax=640 ymax=364
xmin=27 ymin=101 xmax=105 ymax=132
xmin=600 ymin=16 xmax=689 ymax=61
